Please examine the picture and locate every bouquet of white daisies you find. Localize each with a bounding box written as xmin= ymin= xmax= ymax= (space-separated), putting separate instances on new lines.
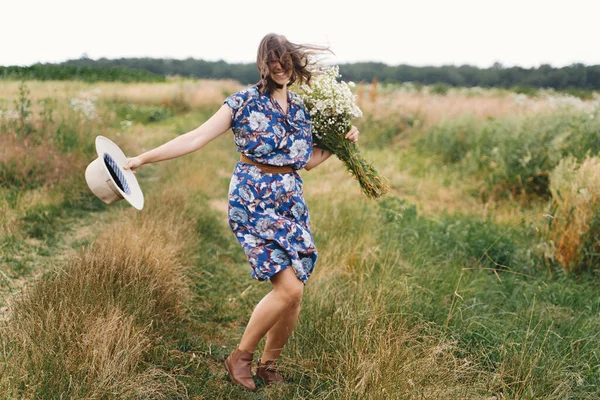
xmin=297 ymin=66 xmax=389 ymax=199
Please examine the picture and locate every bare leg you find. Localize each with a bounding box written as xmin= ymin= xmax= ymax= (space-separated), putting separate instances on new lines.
xmin=238 ymin=267 xmax=303 ymax=353
xmin=261 ymin=301 xmax=301 ymax=361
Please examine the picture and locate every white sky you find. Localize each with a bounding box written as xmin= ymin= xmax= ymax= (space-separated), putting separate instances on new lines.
xmin=2 ymin=0 xmax=599 ymax=68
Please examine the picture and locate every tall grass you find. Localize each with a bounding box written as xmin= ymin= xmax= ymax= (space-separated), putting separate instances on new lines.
xmin=1 ymin=84 xmax=108 ymax=291
xmin=289 ymin=283 xmax=489 ymax=399
xmin=0 ymin=82 xmax=119 ymax=187
xmin=547 ymin=156 xmax=600 ymax=272
xmin=377 ymin=196 xmax=540 ymax=273
xmin=0 ymin=84 xmax=222 ymax=398
xmin=259 ymin=191 xmax=489 ymax=397
xmin=374 ymin=196 xmax=599 ymax=398
xmin=0 ymin=190 xmax=194 ymax=399
xmin=0 ymin=79 xmax=241 ymax=107
xmin=360 ymin=87 xmax=596 ymax=129
xmin=3 ymin=79 xmax=600 ymax=398
xmin=416 ymin=109 xmax=600 ymax=200
xmin=0 ymin=135 xmax=84 ymax=189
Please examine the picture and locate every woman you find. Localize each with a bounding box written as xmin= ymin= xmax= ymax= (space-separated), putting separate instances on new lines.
xmin=124 ymin=33 xmax=359 ymax=391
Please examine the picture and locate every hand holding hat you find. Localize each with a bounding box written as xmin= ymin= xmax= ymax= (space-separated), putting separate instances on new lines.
xmin=85 ymin=136 xmax=145 ymax=210
xmin=123 ymin=156 xmax=144 ymax=174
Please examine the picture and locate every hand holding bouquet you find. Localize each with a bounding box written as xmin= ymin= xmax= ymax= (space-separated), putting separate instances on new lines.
xmin=297 ymin=66 xmax=389 ymax=199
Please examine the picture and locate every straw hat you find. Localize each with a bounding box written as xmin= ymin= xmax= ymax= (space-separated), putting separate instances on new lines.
xmin=85 ymin=135 xmax=144 ymax=210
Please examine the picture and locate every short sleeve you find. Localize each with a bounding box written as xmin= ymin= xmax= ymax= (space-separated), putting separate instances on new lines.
xmin=223 ymin=88 xmax=252 ymax=127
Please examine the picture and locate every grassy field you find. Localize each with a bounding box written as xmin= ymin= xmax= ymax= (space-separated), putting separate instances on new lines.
xmin=1 ymin=79 xmax=599 ymax=399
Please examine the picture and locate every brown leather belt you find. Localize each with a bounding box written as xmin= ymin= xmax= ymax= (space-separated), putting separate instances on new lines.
xmin=240 ymin=154 xmax=295 ymax=174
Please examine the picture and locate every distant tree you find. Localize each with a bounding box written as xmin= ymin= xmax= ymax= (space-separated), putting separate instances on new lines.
xmin=2 ymin=58 xmax=600 ymax=91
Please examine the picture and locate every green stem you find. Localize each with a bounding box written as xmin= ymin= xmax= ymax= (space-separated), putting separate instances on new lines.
xmin=314 ymin=130 xmax=390 ymax=199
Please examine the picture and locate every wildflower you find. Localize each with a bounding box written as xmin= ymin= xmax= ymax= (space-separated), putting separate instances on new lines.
xmin=296 ymin=65 xmax=389 ymax=199
xmin=70 ymin=96 xmax=96 ymax=120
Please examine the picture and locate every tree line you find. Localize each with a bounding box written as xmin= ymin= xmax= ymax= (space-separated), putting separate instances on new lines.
xmin=0 ymin=64 xmax=165 ymax=83
xmin=339 ymin=62 xmax=600 ymax=91
xmin=2 ymin=57 xmax=600 ymax=91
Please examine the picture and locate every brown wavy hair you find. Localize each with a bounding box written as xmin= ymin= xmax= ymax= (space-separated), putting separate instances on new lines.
xmin=256 ymin=33 xmax=331 ymax=94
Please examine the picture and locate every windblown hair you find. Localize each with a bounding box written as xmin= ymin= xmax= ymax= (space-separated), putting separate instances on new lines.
xmin=256 ymin=33 xmax=331 ymax=94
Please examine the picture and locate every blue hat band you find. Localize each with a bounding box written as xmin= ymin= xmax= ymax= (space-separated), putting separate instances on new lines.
xmin=103 ymin=153 xmax=132 ymax=196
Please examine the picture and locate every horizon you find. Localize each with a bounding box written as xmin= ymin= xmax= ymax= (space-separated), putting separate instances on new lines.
xmin=5 ymin=55 xmax=599 ymax=70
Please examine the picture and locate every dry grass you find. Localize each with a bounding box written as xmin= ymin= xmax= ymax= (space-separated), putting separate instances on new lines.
xmin=0 ymin=185 xmax=61 ymax=238
xmin=357 ymin=84 xmax=596 ymax=129
xmin=0 ymin=88 xmax=143 ymax=237
xmin=0 ymin=134 xmax=83 ymax=183
xmin=3 ymin=79 xmax=595 ymax=127
xmin=0 ymin=80 xmax=93 ymax=102
xmin=0 ymin=112 xmax=89 ymax=238
xmin=0 ymin=79 xmax=243 ymax=110
xmin=2 ymin=79 xmax=596 ymax=398
xmin=0 ymin=188 xmax=195 ymax=398
xmin=286 ymin=177 xmax=493 ymax=398
xmin=103 ymin=78 xmax=243 ymax=109
xmin=285 ymin=267 xmax=491 ymax=400
xmin=0 ymin=134 xmax=85 ymax=239
xmin=548 ymin=156 xmax=600 ymax=271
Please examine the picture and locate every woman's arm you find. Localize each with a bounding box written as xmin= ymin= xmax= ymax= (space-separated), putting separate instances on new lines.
xmin=304 ymin=125 xmax=360 ymax=171
xmin=304 ymin=146 xmax=332 ymax=171
xmin=124 ymin=104 xmax=232 ymax=171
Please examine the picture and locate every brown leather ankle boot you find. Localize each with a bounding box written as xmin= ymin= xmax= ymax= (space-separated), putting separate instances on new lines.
xmin=224 ymin=346 xmax=256 ymax=391
xmin=256 ymin=358 xmax=284 ymax=384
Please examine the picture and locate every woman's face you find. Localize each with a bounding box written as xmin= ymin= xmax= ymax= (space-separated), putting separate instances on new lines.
xmin=268 ymin=60 xmax=292 ymax=87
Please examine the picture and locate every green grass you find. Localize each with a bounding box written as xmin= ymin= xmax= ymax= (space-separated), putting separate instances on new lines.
xmin=110 ymin=102 xmax=175 ymax=124
xmin=2 ymin=82 xmax=600 ymax=399
xmin=123 ymin=101 xmax=600 ymax=398
xmin=375 ymin=195 xmax=600 ymax=398
xmin=415 ymin=109 xmax=600 ymax=200
xmin=138 ymin=121 xmax=599 ymax=398
xmin=0 ymin=180 xmax=108 ymax=278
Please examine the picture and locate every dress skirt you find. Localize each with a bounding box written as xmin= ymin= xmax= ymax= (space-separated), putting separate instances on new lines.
xmin=227 ymin=161 xmax=318 ymax=284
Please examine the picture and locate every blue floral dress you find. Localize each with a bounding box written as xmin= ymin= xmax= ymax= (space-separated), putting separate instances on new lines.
xmin=224 ymin=85 xmax=318 ymax=285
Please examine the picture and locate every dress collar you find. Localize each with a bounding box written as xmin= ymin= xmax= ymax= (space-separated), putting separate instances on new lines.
xmin=268 ymin=89 xmax=292 ymax=115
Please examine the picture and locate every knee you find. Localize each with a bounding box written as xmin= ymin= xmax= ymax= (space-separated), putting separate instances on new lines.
xmin=274 ymin=280 xmax=303 ymax=307
xmin=272 ymin=267 xmax=304 ymax=306
xmin=282 ymin=285 xmax=303 ymax=307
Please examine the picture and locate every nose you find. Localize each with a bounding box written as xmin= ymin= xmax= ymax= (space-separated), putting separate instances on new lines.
xmin=269 ymin=61 xmax=284 ymax=72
